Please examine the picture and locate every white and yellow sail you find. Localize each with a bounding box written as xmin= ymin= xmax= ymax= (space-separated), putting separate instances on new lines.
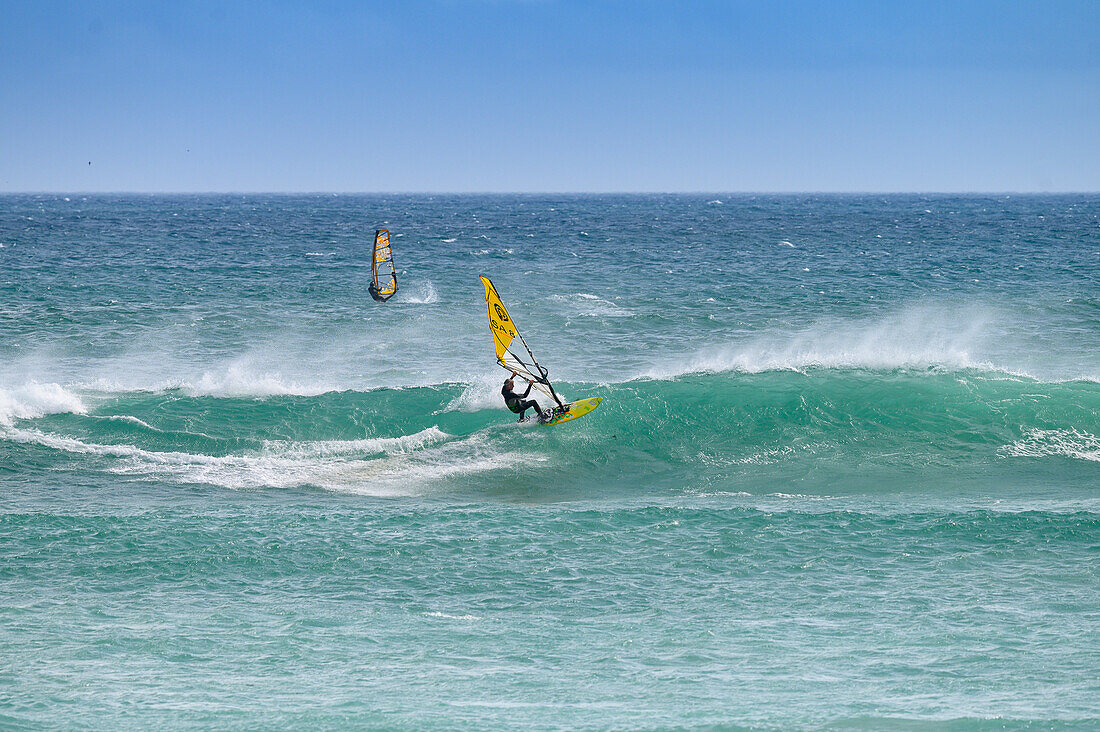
xmin=370 ymin=229 xmax=397 ymax=301
xmin=480 ymin=275 xmax=562 ymax=406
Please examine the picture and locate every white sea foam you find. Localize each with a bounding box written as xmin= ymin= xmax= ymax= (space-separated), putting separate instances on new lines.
xmin=271 ymin=426 xmax=449 ymax=458
xmin=1001 ymin=428 xmax=1100 ymax=462
xmin=3 ymin=424 xmax=541 ymax=494
xmin=347 ymin=437 xmax=536 ymax=492
xmin=552 ymin=293 xmax=635 ymax=318
xmin=424 ymin=611 xmax=482 ymax=620
xmin=0 ymin=382 xmax=87 ymax=426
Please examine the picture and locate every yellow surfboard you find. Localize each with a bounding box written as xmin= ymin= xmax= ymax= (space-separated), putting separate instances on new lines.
xmin=540 ymin=397 xmax=603 ymax=426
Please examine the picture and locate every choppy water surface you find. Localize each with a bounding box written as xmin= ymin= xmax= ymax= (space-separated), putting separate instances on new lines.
xmin=2 ymin=194 xmax=1098 ymax=728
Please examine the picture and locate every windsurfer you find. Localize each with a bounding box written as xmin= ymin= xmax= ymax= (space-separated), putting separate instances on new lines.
xmin=368 ymin=272 xmax=396 ymax=302
xmin=502 ymin=372 xmax=541 ymax=421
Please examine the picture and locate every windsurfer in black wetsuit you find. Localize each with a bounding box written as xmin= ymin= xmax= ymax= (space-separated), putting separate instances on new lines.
xmin=368 ymin=273 xmax=397 ymax=303
xmin=502 ymin=372 xmax=542 ymax=422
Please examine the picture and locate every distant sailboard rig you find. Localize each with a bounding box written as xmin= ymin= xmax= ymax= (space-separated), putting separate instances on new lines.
xmin=480 ymin=276 xmax=602 ymax=426
xmin=368 ymin=229 xmax=398 ymax=302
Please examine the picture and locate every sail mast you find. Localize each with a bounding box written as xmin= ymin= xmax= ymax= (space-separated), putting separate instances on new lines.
xmin=371 ymin=233 xmax=379 ymax=289
xmin=514 ymin=330 xmax=563 ymax=406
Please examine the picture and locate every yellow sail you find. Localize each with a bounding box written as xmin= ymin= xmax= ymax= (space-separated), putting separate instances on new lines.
xmin=370 ymin=230 xmax=397 ymax=301
xmin=481 ymin=275 xmax=518 ymax=363
xmin=480 ymin=276 xmax=561 ymax=405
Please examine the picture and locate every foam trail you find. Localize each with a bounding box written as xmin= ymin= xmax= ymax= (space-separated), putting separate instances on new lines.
xmin=3 ymin=424 xmax=545 ymax=494
xmin=92 ymin=414 xmax=161 ymax=430
xmin=270 ymin=427 xmax=450 ymax=458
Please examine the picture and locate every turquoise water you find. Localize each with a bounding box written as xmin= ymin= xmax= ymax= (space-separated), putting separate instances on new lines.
xmin=2 ymin=194 xmax=1098 ymax=728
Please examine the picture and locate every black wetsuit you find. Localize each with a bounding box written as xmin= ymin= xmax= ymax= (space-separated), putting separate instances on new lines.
xmin=368 ymin=274 xmax=397 ymax=303
xmin=502 ymin=382 xmax=541 ymax=420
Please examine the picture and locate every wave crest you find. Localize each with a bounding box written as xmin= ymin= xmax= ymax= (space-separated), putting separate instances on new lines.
xmin=0 ymin=382 xmax=87 ymax=426
xmin=644 ymin=305 xmax=999 ymax=379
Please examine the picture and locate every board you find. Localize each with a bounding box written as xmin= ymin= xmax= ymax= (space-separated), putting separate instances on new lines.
xmin=539 ymin=397 xmax=603 ymax=427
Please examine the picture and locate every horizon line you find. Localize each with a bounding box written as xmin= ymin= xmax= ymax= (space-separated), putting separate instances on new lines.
xmin=2 ymin=190 xmax=1097 ymax=196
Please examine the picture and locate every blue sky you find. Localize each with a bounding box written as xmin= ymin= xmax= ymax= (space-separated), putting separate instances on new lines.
xmin=2 ymin=1 xmax=1097 ymax=192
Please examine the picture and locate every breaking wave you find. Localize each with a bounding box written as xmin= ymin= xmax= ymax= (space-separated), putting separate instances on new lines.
xmin=4 ymin=363 xmax=1097 ymax=496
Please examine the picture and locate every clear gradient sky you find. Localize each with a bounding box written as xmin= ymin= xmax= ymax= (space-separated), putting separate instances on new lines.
xmin=2 ymin=1 xmax=1097 ymax=192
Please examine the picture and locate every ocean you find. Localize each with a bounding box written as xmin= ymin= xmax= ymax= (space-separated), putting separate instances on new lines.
xmin=1 ymin=194 xmax=1097 ymax=729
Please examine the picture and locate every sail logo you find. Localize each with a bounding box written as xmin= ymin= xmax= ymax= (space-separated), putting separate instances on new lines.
xmin=494 ymin=304 xmax=510 ymax=322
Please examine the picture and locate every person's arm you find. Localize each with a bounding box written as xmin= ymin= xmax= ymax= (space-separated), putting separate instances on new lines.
xmin=522 ymin=381 xmax=534 ymax=398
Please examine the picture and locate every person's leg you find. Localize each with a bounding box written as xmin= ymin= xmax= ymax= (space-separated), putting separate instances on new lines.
xmin=517 ymin=399 xmax=541 ymax=421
